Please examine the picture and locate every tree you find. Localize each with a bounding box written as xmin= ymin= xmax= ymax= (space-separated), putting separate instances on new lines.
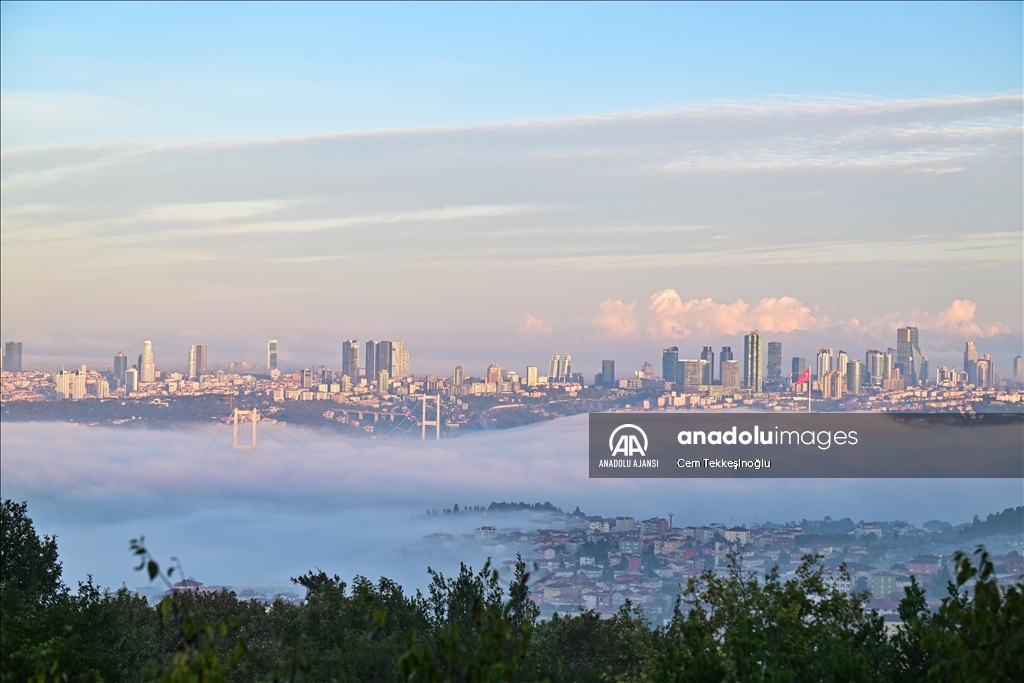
xmin=908 ymin=547 xmax=1024 ymax=682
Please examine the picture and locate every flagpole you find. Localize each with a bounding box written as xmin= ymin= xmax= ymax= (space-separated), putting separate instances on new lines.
xmin=808 ymin=375 xmax=812 ymax=413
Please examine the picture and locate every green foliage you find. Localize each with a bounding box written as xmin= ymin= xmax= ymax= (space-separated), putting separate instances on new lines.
xmin=397 ymin=556 xmax=538 ymax=682
xmin=906 ymin=547 xmax=1024 ymax=682
xmin=3 ymin=500 xmax=1023 ymax=683
xmin=651 ymin=553 xmax=895 ymax=683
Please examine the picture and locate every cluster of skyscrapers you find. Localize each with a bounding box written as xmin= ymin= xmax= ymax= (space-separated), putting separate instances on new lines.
xmin=658 ymin=327 xmax=989 ymax=397
xmin=335 ymin=339 xmax=410 ymax=389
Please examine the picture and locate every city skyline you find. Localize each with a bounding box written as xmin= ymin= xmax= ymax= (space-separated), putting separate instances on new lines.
xmin=4 ymin=324 xmax=1020 ymax=391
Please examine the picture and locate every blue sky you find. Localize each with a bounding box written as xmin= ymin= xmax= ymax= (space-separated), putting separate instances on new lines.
xmin=2 ymin=2 xmax=1021 ymax=148
xmin=1 ymin=2 xmax=1021 ymax=375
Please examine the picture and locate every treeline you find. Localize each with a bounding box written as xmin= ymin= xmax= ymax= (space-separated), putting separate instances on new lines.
xmin=2 ymin=499 xmax=1022 ymax=683
xmin=424 ymin=502 xmax=565 ymax=516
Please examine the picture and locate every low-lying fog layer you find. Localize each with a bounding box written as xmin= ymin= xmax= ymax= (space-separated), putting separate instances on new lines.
xmin=1 ymin=416 xmax=1020 ymax=591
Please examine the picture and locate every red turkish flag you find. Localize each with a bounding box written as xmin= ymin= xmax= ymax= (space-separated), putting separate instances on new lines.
xmin=795 ymin=367 xmax=811 ymax=385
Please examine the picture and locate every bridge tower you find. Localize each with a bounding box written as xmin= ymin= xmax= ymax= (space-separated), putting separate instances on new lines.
xmin=232 ymin=408 xmax=259 ymax=449
xmin=420 ymin=395 xmax=440 ymax=441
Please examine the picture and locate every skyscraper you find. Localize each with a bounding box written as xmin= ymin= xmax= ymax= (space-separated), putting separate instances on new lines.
xmin=766 ymin=342 xmax=782 ymax=381
xmin=721 ymin=360 xmax=741 ymax=388
xmin=743 ymin=331 xmax=763 ymax=393
xmin=558 ymin=353 xmax=571 ymax=381
xmin=55 ymin=368 xmax=71 ymax=398
xmin=662 ymin=347 xmax=678 ymax=382
xmin=267 ymin=340 xmax=278 ymax=370
xmin=377 ymin=341 xmax=393 ymax=381
xmin=719 ymin=347 xmax=734 ymax=385
xmin=195 ymin=345 xmax=207 ymax=377
xmin=976 ymin=354 xmax=994 ymax=388
xmin=187 ymin=346 xmax=198 ymax=380
xmin=964 ymin=341 xmax=978 ymax=385
xmin=548 ymin=354 xmax=560 ymax=381
xmin=486 ymin=364 xmax=502 ymax=384
xmin=816 ymin=348 xmax=834 ymax=382
xmin=72 ymin=365 xmax=87 ymax=400
xmin=1014 ymin=355 xmax=1023 ymax=382
xmin=601 ymin=360 xmax=615 ymax=387
xmin=113 ymin=351 xmax=128 ymax=388
xmin=700 ymin=346 xmax=715 ymax=384
xmin=865 ymin=349 xmax=889 ymax=386
xmin=3 ymin=341 xmax=23 ymax=372
xmin=140 ymin=340 xmax=155 ymax=383
xmin=677 ymin=359 xmax=706 ymax=386
xmin=365 ymin=341 xmax=378 ymax=379
xmin=125 ymin=367 xmax=139 ymax=393
xmin=896 ymin=327 xmax=924 ymax=385
xmin=846 ymin=360 xmax=863 ymax=394
xmin=835 ymin=351 xmax=849 ymax=381
xmin=526 ymin=365 xmax=538 ymax=387
xmin=453 ymin=365 xmax=464 ymax=387
xmin=392 ymin=340 xmax=407 ymax=379
xmin=342 ymin=340 xmax=360 ymax=379
xmin=791 ymin=357 xmax=806 ymax=383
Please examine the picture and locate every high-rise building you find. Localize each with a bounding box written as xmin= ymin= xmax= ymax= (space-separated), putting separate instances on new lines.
xmin=896 ymin=327 xmax=924 ymax=385
xmin=125 ymin=367 xmax=139 ymax=393
xmin=377 ymin=341 xmax=393 ymax=381
xmin=766 ymin=342 xmax=783 ymax=381
xmin=1014 ymin=355 xmax=1023 ymax=382
xmin=72 ymin=365 xmax=87 ymax=400
xmin=301 ymin=368 xmax=313 ymax=388
xmin=342 ymin=340 xmax=360 ymax=379
xmin=641 ymin=362 xmax=655 ymax=380
xmin=865 ymin=349 xmax=889 ymax=386
xmin=677 ymin=359 xmax=706 ymax=386
xmin=976 ymin=354 xmax=994 ymax=389
xmin=140 ymin=340 xmax=155 ymax=383
xmin=601 ymin=360 xmax=615 ymax=387
xmin=721 ymin=360 xmax=741 ymax=388
xmin=816 ymin=348 xmax=834 ymax=382
xmin=526 ymin=365 xmax=538 ymax=387
xmin=835 ymin=351 xmax=849 ymax=386
xmin=391 ymin=340 xmax=407 ymax=379
xmin=963 ymin=341 xmax=978 ymax=385
xmin=453 ymin=365 xmax=464 ymax=386
xmin=187 ymin=346 xmax=198 ymax=380
xmin=791 ymin=357 xmax=806 ymax=383
xmin=700 ymin=346 xmax=715 ymax=384
xmin=846 ymin=360 xmax=863 ymax=394
xmin=558 ymin=353 xmax=571 ymax=381
xmin=113 ymin=351 xmax=128 ymax=388
xmin=548 ymin=354 xmax=560 ymax=381
xmin=95 ymin=378 xmax=110 ymax=399
xmin=55 ymin=368 xmax=71 ymax=398
xmin=743 ymin=331 xmax=764 ymax=393
xmin=486 ymin=364 xmax=502 ymax=384
xmin=821 ymin=371 xmax=843 ymax=399
xmin=3 ymin=342 xmax=23 ymax=372
xmin=365 ymin=341 xmax=378 ymax=379
xmin=662 ymin=347 xmax=678 ymax=382
xmin=267 ymin=340 xmax=278 ymax=370
xmin=195 ymin=345 xmax=207 ymax=377
xmin=719 ymin=347 xmax=734 ymax=384
xmin=378 ymin=369 xmax=390 ymax=392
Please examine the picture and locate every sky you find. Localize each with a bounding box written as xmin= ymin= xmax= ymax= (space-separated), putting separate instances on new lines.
xmin=3 ymin=418 xmax=1021 ymax=589
xmin=1 ymin=1 xmax=1022 ymax=378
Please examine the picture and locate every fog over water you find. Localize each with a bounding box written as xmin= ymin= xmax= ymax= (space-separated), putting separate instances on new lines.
xmin=1 ymin=416 xmax=1020 ymax=591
